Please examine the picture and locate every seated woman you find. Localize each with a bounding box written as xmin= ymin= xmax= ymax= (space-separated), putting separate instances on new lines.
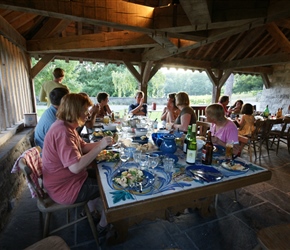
xmin=228 ymin=99 xmax=243 ymax=119
xmin=218 ymin=95 xmax=230 ymax=116
xmin=129 ymin=91 xmax=147 ymax=116
xmin=206 ymin=103 xmax=240 ymax=155
xmin=160 ymin=93 xmax=180 ymax=123
xmin=172 ymin=92 xmax=197 ymax=132
xmin=236 ymin=103 xmax=255 ymax=136
xmin=42 ymin=93 xmax=114 ymax=239
xmin=96 ymin=92 xmax=112 ymax=118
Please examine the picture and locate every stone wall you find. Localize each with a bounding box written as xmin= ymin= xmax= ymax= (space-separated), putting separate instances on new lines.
xmin=0 ymin=127 xmax=34 ymax=232
xmin=259 ymin=64 xmax=290 ymax=115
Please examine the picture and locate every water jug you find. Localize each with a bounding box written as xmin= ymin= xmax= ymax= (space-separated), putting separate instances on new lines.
xmin=160 ymin=134 xmax=177 ymax=154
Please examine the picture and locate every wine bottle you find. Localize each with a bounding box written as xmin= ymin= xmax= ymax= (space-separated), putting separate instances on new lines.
xmin=186 ymin=124 xmax=197 ymax=164
xmin=183 ymin=125 xmax=192 ymax=153
xmin=263 ymin=105 xmax=269 ymax=118
xmin=202 ymin=131 xmax=213 ymax=165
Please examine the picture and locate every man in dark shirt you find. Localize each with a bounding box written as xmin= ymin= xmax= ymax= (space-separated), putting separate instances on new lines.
xmin=128 ymin=91 xmax=147 ymax=116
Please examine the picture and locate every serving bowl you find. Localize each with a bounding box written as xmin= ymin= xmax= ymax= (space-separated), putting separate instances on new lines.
xmin=103 ymin=124 xmax=117 ymax=131
xmin=135 ymin=128 xmax=148 ymax=137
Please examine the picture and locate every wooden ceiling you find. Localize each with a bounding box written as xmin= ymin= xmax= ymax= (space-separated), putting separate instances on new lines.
xmin=1 ymin=0 xmax=290 ymax=76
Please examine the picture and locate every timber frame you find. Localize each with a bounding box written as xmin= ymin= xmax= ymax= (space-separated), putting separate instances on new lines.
xmin=1 ymin=0 xmax=290 ymax=101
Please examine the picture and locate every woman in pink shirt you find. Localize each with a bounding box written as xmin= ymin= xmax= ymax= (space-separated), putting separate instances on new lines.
xmin=205 ymin=103 xmax=240 ymax=155
xmin=42 ymin=93 xmax=114 ymax=239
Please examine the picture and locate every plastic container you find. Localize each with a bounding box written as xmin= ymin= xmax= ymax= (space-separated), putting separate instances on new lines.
xmin=24 ymin=113 xmax=37 ymax=127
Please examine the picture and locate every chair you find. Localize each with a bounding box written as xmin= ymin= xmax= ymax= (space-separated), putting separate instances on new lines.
xmin=17 ymin=148 xmax=99 ymax=247
xmin=24 ymin=236 xmax=70 ymax=250
xmin=238 ymin=135 xmax=252 ymax=162
xmin=270 ymin=117 xmax=290 ymax=154
xmin=196 ymin=121 xmax=211 ymax=137
xmin=249 ymin=119 xmax=283 ymax=158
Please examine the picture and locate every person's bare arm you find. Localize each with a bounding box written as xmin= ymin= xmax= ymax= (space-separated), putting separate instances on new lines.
xmin=173 ymin=113 xmax=191 ymax=132
xmin=68 ymin=136 xmax=112 ymax=174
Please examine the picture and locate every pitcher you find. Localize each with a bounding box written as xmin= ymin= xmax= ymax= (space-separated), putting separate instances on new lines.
xmin=160 ymin=134 xmax=177 ymax=154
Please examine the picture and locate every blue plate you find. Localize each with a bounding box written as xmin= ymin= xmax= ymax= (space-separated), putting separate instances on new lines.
xmin=186 ymin=164 xmax=223 ymax=182
xmin=132 ymin=136 xmax=148 ymax=145
xmin=113 ymin=163 xmax=154 ymax=191
xmin=220 ymin=160 xmax=249 ymax=172
xmin=152 ymin=151 xmax=179 ymax=163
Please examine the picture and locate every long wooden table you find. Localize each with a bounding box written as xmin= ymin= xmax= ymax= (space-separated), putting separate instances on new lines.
xmin=96 ymin=151 xmax=271 ymax=242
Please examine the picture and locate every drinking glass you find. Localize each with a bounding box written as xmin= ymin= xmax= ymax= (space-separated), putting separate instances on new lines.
xmin=103 ymin=116 xmax=110 ymax=125
xmin=225 ymin=142 xmax=233 ymax=161
xmin=120 ymin=148 xmax=130 ymax=168
xmin=139 ymin=154 xmax=148 ymax=170
xmin=163 ymin=157 xmax=175 ymax=172
xmin=133 ymin=150 xmax=142 ymax=166
xmin=148 ymin=153 xmax=159 ymax=173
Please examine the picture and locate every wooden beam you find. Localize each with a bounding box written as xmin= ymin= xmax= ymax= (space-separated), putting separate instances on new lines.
xmin=27 ymin=31 xmax=156 ymax=53
xmin=266 ymin=22 xmax=290 ymax=53
xmin=218 ymin=53 xmax=290 ymax=69
xmin=32 ymin=18 xmax=71 ymax=39
xmin=0 ymin=14 xmax=26 ymax=50
xmin=123 ymin=61 xmax=141 ymax=82
xmin=30 ymin=54 xmax=54 ymax=79
xmin=261 ymin=73 xmax=270 ymax=89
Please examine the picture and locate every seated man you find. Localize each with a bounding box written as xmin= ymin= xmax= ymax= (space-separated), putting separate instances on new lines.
xmin=129 ymin=91 xmax=147 ymax=116
xmin=34 ymin=87 xmax=69 ymax=148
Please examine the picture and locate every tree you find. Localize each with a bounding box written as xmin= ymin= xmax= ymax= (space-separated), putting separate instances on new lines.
xmin=233 ymin=75 xmax=263 ymax=93
xmin=32 ymin=59 xmax=80 ymax=95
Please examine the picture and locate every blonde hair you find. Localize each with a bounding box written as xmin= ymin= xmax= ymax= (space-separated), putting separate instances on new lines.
xmin=57 ymin=93 xmax=93 ymax=126
xmin=206 ymin=103 xmax=225 ymax=122
xmin=175 ymin=92 xmax=190 ymax=106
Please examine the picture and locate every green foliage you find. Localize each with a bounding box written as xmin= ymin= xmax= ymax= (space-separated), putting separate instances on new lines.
xmin=32 ymin=59 xmax=80 ymax=95
xmin=32 ymin=59 xmax=264 ymax=101
xmin=112 ymin=69 xmax=138 ymax=97
xmin=232 ymin=75 xmax=263 ymax=93
xmin=162 ymin=69 xmax=212 ymax=96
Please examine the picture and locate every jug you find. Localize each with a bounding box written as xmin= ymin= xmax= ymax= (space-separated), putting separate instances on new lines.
xmin=160 ymin=134 xmax=177 ymax=154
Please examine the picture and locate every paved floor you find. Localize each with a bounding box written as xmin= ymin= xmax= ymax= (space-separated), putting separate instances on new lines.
xmin=1 ymin=143 xmax=290 ymax=250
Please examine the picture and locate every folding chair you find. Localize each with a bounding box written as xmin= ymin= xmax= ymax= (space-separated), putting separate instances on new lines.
xmin=17 ymin=147 xmax=99 ymax=247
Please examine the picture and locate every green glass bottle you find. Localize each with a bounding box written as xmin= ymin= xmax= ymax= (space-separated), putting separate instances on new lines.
xmin=263 ymin=105 xmax=269 ymax=118
xmin=186 ymin=124 xmax=197 ymax=164
xmin=183 ymin=125 xmax=192 ymax=153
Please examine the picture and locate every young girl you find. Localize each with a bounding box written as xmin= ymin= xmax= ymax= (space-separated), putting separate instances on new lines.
xmin=236 ymin=103 xmax=255 ymax=136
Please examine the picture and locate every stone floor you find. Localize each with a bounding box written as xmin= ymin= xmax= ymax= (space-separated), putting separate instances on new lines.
xmin=0 ymin=143 xmax=290 ymax=250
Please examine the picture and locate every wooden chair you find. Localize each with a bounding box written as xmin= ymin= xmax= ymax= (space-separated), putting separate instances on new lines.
xmin=196 ymin=121 xmax=211 ymax=137
xmin=270 ymin=117 xmax=290 ymax=154
xmin=17 ymin=148 xmax=99 ymax=247
xmin=238 ymin=135 xmax=252 ymax=162
xmin=249 ymin=119 xmax=283 ymax=158
xmin=24 ymin=236 xmax=70 ymax=250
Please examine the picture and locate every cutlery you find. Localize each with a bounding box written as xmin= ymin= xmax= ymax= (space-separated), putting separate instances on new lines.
xmin=189 ymin=170 xmax=210 ymax=182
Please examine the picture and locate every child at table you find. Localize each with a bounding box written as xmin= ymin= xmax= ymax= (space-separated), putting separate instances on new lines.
xmin=235 ymin=103 xmax=255 ymax=136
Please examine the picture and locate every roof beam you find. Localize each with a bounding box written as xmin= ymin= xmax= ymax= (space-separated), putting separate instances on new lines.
xmin=27 ymin=31 xmax=156 ymax=53
xmin=0 ymin=14 xmax=25 ymax=49
xmin=218 ymin=53 xmax=290 ymax=69
xmin=266 ymin=22 xmax=290 ymax=53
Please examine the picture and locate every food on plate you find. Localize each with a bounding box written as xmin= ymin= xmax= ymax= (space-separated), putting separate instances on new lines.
xmin=136 ymin=142 xmax=155 ymax=152
xmin=113 ymin=168 xmax=144 ymax=188
xmin=96 ymin=150 xmax=119 ymax=162
xmin=221 ymin=162 xmax=245 ymax=171
xmin=93 ymin=130 xmax=118 ymax=143
xmin=140 ymin=135 xmax=147 ymax=140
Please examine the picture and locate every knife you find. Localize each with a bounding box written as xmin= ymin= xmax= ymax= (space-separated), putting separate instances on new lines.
xmin=190 ymin=170 xmax=210 ymax=182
